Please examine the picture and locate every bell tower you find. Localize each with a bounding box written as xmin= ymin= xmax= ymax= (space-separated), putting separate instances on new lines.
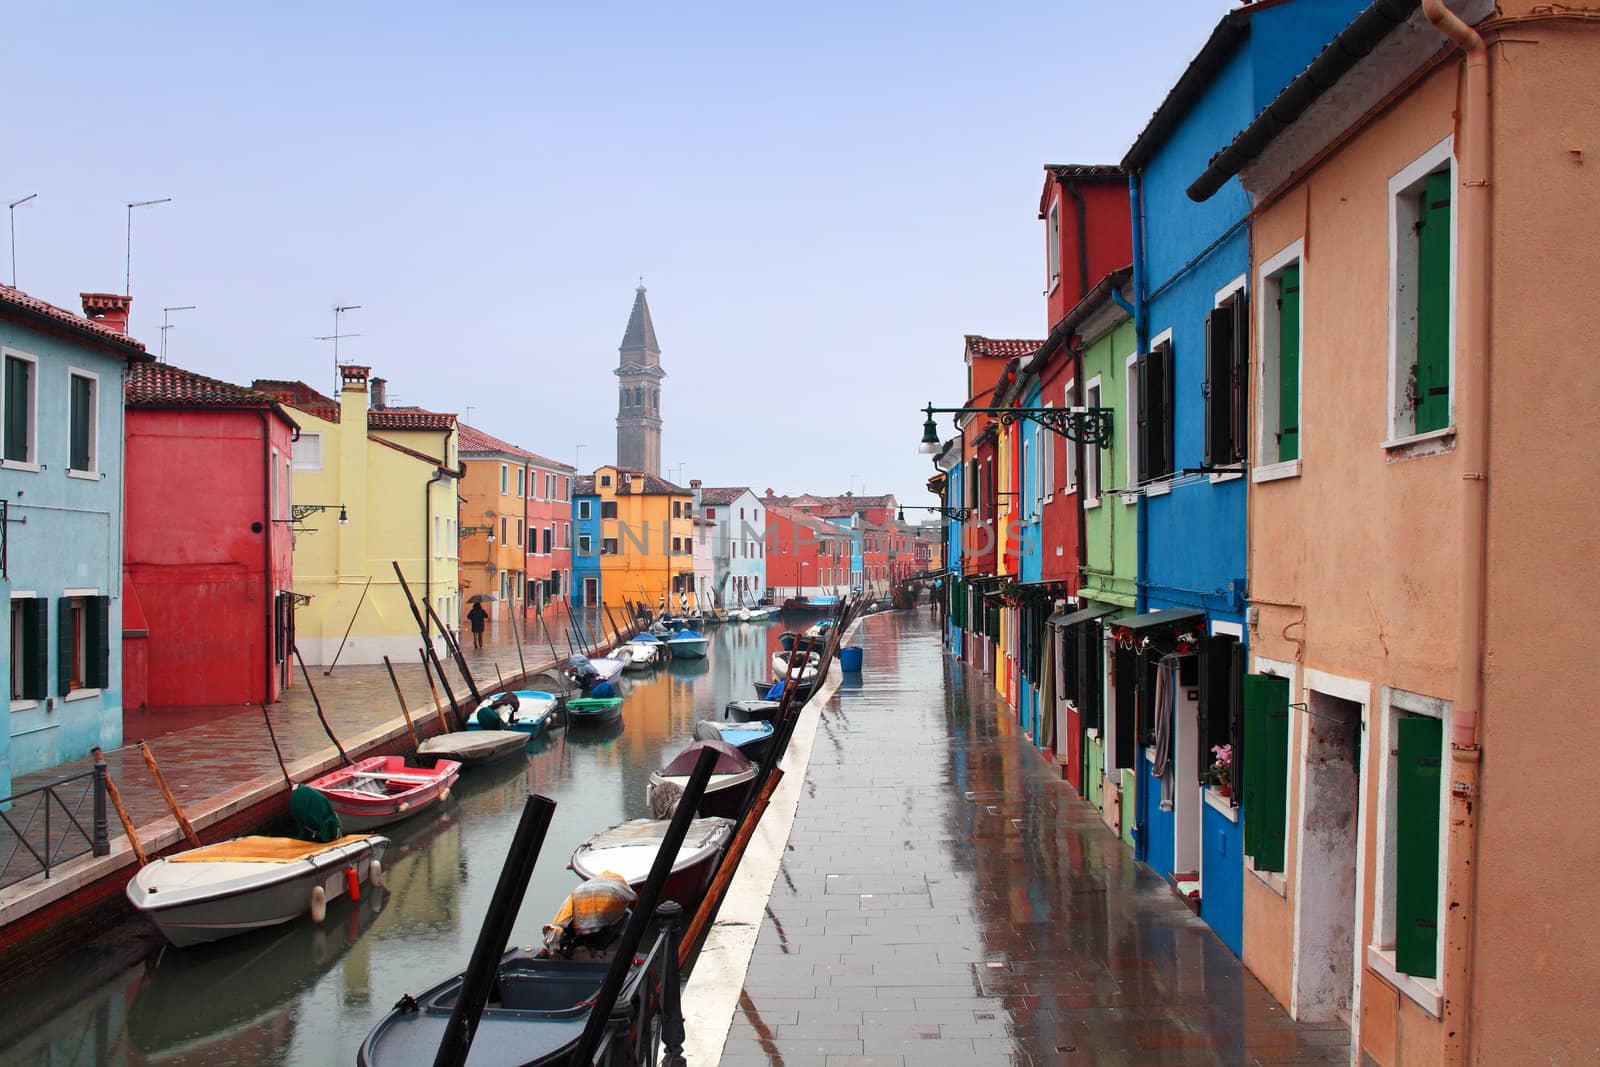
xmin=615 ymin=285 xmax=664 ymax=475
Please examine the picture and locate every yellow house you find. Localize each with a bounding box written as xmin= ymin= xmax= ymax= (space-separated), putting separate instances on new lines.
xmin=254 ymin=365 xmax=459 ymax=666
xmin=591 ymin=465 xmax=692 ymax=611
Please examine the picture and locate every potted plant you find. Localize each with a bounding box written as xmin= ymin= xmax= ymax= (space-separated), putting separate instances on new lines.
xmin=1207 ymin=744 xmax=1233 ymax=798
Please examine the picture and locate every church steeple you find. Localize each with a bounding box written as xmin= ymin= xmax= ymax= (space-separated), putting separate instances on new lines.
xmin=615 ymin=284 xmax=665 ymax=475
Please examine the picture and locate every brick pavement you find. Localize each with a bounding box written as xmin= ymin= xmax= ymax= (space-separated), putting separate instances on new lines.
xmin=716 ymin=608 xmax=1348 ymax=1066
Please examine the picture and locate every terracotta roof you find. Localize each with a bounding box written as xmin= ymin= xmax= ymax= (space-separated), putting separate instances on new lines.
xmin=604 ymin=467 xmax=688 ymax=495
xmin=368 ymin=406 xmax=457 ymax=432
xmin=127 ymin=363 xmax=298 ymax=426
xmin=698 ymin=486 xmax=750 ymax=507
xmin=253 ymin=379 xmax=339 ymax=421
xmin=1044 ymin=164 xmax=1123 ymax=181
xmin=457 ymin=422 xmax=535 ymax=460
xmin=0 ymin=284 xmax=149 ymax=357
xmin=964 ymin=336 xmax=1043 ymax=360
xmin=767 ymin=504 xmax=845 ymax=540
xmin=575 ymin=476 xmax=596 ymax=495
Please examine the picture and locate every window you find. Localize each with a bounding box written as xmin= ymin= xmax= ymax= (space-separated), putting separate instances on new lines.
xmin=500 ymin=516 xmax=509 ymax=545
xmin=578 ymin=500 xmax=592 ymax=520
xmin=1242 ymin=672 xmax=1290 ymax=873
xmin=562 ymin=522 xmax=569 ymax=547
xmin=1374 ymin=689 xmax=1449 ymax=988
xmin=517 ymin=467 xmax=526 ymax=497
xmin=562 ymin=476 xmax=571 ymax=501
xmin=1198 ymin=634 xmax=1243 ymax=803
xmin=1046 ymin=197 xmax=1062 ymax=289
xmin=57 ymin=594 xmax=108 ymax=694
xmin=545 ymin=525 xmax=554 ymax=554
xmin=672 ymin=536 xmax=682 ymax=553
xmin=673 ymin=500 xmax=682 ymax=519
xmin=516 ymin=518 xmax=524 ymax=549
xmin=292 ymin=432 xmax=322 ymax=471
xmin=578 ymin=533 xmax=593 ymax=555
xmin=448 ymin=519 xmax=457 ymax=558
xmin=1389 ymin=139 xmax=1455 ymax=442
xmin=546 ymin=474 xmax=556 ymax=498
xmin=1084 ymin=379 xmax=1102 ymax=505
xmin=1204 ymin=286 xmax=1248 ymax=466
xmin=601 ymin=501 xmax=617 ymax=520
xmin=10 ymin=596 xmax=47 ymax=701
xmin=602 ymin=537 xmax=618 ymax=555
xmin=500 ymin=464 xmax=508 ymax=495
xmin=2 ymin=350 xmax=37 ymax=467
xmin=1134 ymin=337 xmax=1173 ymax=482
xmin=67 ymin=370 xmax=98 ymax=474
xmin=706 ymin=508 xmax=716 ymax=519
xmin=1258 ymin=243 xmax=1303 ymax=470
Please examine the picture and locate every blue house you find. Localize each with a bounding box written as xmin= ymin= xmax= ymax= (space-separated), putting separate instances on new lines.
xmin=1 ymin=289 xmax=151 ymax=798
xmin=570 ymin=476 xmax=601 ymax=607
xmin=1118 ymin=0 xmax=1365 ymax=955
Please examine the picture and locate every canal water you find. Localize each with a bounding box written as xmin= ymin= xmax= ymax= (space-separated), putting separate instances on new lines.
xmin=3 ymin=620 xmax=790 ymax=1067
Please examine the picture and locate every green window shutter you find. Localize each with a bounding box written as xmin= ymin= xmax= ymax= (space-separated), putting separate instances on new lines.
xmin=90 ymin=596 xmax=111 ymax=689
xmin=4 ymin=357 xmax=29 ymax=463
xmin=1242 ymin=673 xmax=1289 ymax=869
xmin=1415 ymin=171 xmax=1452 ymax=434
xmin=57 ymin=597 xmax=75 ymax=696
xmin=24 ymin=598 xmax=48 ymax=700
xmin=1278 ymin=266 xmax=1301 ymax=462
xmin=1396 ymin=715 xmax=1443 ymax=977
xmin=69 ymin=375 xmax=92 ymax=471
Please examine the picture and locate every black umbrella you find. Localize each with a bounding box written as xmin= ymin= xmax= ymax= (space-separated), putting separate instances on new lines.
xmin=465 ymin=593 xmax=493 ymax=604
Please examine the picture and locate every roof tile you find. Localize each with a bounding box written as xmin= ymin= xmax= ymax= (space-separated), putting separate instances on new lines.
xmin=0 ymin=283 xmax=149 ymax=355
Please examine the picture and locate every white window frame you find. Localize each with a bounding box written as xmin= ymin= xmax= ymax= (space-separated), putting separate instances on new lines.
xmin=1046 ymin=195 xmax=1062 ymax=293
xmin=1083 ymin=377 xmax=1102 ymax=508
xmin=517 ymin=466 xmax=526 ymax=498
xmin=1 ymin=347 xmax=40 ymax=471
xmin=1368 ymin=685 xmax=1451 ymax=1018
xmin=1061 ymin=379 xmax=1077 ymax=495
xmin=1124 ymin=350 xmax=1143 ymax=493
xmin=60 ymin=589 xmax=100 ymax=700
xmin=500 ymin=464 xmax=508 ymax=495
xmin=532 ymin=469 xmax=543 ymax=500
xmin=1385 ymin=135 xmax=1457 ymax=452
xmin=578 ymin=533 xmax=592 ymax=555
xmin=292 ymin=431 xmax=323 ymax=472
xmin=10 ymin=591 xmax=41 ymax=709
xmin=66 ymin=367 xmax=100 ymax=478
xmin=1210 ymin=277 xmax=1248 ymax=483
xmin=578 ymin=499 xmax=592 ymax=521
xmin=1255 ymin=239 xmax=1305 ymax=482
xmin=448 ymin=518 xmax=457 ymax=559
xmin=434 ymin=516 xmax=442 ymax=558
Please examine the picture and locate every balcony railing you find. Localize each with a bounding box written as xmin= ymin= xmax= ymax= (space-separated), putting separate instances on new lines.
xmin=0 ymin=765 xmax=110 ymax=890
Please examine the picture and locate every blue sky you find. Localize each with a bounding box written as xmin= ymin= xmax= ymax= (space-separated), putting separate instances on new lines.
xmin=6 ymin=2 xmax=1236 ymax=505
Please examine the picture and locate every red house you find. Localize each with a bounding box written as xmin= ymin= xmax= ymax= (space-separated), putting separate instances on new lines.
xmin=763 ymin=503 xmax=846 ymax=598
xmin=123 ymin=363 xmax=298 ymax=708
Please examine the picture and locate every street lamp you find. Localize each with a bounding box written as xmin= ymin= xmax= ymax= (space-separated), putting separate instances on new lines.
xmin=918 ymin=400 xmax=1113 ymax=452
xmin=900 ymin=504 xmax=973 ymax=522
xmin=279 ymin=503 xmax=348 ymax=528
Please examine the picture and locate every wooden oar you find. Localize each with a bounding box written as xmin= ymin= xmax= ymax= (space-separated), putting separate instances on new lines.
xmin=294 ymin=646 xmax=352 ymax=766
xmin=419 ymin=649 xmax=454 ymax=733
xmin=682 ymin=766 xmax=784 ymax=966
xmin=382 ymin=656 xmax=421 ymax=749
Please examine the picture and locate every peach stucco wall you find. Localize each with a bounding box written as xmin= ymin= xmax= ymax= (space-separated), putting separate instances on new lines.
xmin=1245 ymin=21 xmax=1600 ymax=1065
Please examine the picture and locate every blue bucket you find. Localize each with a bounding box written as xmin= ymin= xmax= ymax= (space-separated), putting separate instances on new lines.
xmin=839 ymin=646 xmax=863 ymax=673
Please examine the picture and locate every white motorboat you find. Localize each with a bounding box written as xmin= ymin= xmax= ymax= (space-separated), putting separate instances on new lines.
xmin=772 ymin=650 xmax=821 ymax=683
xmin=127 ymin=833 xmax=387 ymax=947
xmin=620 ymin=639 xmax=663 ymax=671
xmin=466 ymin=690 xmax=561 ymax=735
xmin=569 ymin=817 xmax=734 ymax=911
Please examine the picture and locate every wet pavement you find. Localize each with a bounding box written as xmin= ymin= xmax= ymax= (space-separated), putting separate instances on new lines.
xmin=718 ymin=608 xmax=1347 ymax=1066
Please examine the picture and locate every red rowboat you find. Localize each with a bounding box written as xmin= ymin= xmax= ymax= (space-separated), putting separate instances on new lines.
xmin=307 ymin=756 xmax=461 ymax=833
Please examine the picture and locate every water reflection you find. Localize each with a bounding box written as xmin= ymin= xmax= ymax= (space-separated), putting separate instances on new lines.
xmin=1 ymin=621 xmax=786 ymax=1067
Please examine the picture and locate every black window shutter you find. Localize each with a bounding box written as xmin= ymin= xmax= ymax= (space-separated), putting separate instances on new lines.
xmin=91 ymin=595 xmax=111 ymax=689
xmin=1114 ymin=645 xmax=1137 ymax=768
xmin=1089 ymin=625 xmax=1104 ymax=733
xmin=1160 ymin=341 xmax=1175 ymax=478
xmin=57 ymin=597 xmax=74 ymax=695
xmin=1203 ymin=311 xmax=1217 ymax=468
xmin=25 ymin=598 xmax=48 ymax=700
xmin=1231 ymin=291 xmax=1250 ymax=461
xmin=1062 ymin=621 xmax=1079 ymax=697
xmin=1198 ymin=634 xmax=1234 ymax=786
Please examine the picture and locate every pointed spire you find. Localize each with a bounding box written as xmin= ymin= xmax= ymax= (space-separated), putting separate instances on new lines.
xmin=619 ymin=284 xmax=659 ymax=357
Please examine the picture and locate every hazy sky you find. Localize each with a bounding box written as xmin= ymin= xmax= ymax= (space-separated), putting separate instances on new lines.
xmin=6 ymin=2 xmax=1234 ymax=506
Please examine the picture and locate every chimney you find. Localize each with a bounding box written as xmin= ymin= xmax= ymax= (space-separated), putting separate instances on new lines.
xmin=80 ymin=293 xmax=132 ymax=335
xmin=370 ymin=376 xmax=387 ymax=409
xmin=690 ymin=479 xmax=703 ymax=514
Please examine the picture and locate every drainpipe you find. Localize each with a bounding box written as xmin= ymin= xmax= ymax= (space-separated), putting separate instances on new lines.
xmin=424 ymin=467 xmax=450 ymax=645
xmin=1128 ymin=170 xmax=1150 ymax=614
xmin=1422 ymin=2 xmax=1488 ymax=1062
xmin=255 ymin=409 xmax=276 ymax=703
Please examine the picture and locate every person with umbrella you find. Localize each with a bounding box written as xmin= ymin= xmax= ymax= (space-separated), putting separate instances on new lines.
xmin=467 ymin=598 xmax=489 ymax=649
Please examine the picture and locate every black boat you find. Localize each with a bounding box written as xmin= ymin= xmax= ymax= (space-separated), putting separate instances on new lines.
xmin=751 ymin=678 xmax=815 ymax=702
xmin=725 ymin=699 xmax=782 ymax=723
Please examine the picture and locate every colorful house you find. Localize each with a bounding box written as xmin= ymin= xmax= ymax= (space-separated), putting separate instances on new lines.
xmin=587 ymin=465 xmax=691 ymax=611
xmin=456 ymin=422 xmax=534 ymax=621
xmin=122 ymin=362 xmax=298 ymax=709
xmin=1117 ymin=0 xmax=1366 ymax=953
xmin=695 ymin=485 xmax=766 ymax=608
xmin=763 ymin=504 xmax=845 ymax=599
xmin=571 ymin=476 xmax=602 ymax=608
xmin=1 ymin=289 xmax=149 ymax=795
xmin=1191 ymin=0 xmax=1589 ymax=1060
xmin=525 ymin=455 xmax=575 ymax=611
xmin=253 ymin=366 xmax=460 ymax=665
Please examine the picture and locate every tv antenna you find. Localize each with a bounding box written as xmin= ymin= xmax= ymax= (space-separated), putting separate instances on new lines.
xmin=159 ymin=305 xmax=196 ymax=362
xmin=125 ymin=197 xmax=172 ymax=328
xmin=315 ymin=304 xmax=362 ymax=393
xmin=8 ymin=193 xmax=37 ymax=286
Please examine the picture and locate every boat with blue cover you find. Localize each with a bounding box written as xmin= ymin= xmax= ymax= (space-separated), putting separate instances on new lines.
xmin=664 ymin=629 xmax=708 ymax=660
xmin=466 ymin=690 xmax=561 ymax=737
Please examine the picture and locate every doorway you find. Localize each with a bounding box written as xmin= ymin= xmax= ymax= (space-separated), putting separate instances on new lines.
xmin=1294 ymin=689 xmax=1363 ymax=1021
xmin=583 ymin=577 xmax=599 ymax=606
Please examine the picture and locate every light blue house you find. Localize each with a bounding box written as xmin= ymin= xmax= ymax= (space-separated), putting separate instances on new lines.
xmin=571 ymin=476 xmax=601 ymax=607
xmin=695 ymin=486 xmax=766 ymax=608
xmin=1119 ymin=0 xmax=1366 ymax=955
xmin=1 ymin=289 xmax=150 ymax=798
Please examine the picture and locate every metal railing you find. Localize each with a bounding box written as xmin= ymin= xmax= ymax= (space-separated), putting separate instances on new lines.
xmin=0 ymin=765 xmax=110 ymax=890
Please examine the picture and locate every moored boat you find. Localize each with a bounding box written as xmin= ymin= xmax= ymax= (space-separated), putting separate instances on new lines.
xmin=771 ymin=650 xmax=821 ymax=683
xmin=569 ymin=816 xmax=734 ymax=916
xmin=565 ymin=696 xmax=624 ymax=726
xmin=126 ymin=826 xmax=387 ymax=948
xmin=751 ymin=677 xmax=815 ymax=702
xmin=725 ymin=699 xmax=782 ymax=723
xmin=417 ymin=729 xmax=528 ymax=767
xmin=620 ymin=639 xmax=663 ymax=671
xmin=646 ymin=740 xmax=756 ymax=820
xmin=695 ymin=718 xmax=774 ymax=761
xmin=306 ymin=756 xmax=461 ymax=832
xmin=664 ymin=629 xmax=708 ymax=660
xmin=466 ymin=690 xmax=561 ymax=736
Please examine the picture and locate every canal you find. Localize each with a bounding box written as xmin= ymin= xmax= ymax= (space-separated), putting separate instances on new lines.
xmin=3 ymin=619 xmax=790 ymax=1066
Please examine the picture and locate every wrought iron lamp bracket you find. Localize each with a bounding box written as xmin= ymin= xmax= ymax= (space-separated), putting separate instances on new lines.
xmin=922 ymin=403 xmax=1114 ymax=447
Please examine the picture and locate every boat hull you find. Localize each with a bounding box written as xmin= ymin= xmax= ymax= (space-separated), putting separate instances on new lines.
xmin=570 ymin=818 xmax=734 ymax=916
xmin=665 ymin=638 xmax=708 ymax=660
xmin=647 ymin=770 xmax=756 ymax=820
xmin=128 ymin=836 xmax=387 ymax=948
xmin=725 ymin=700 xmax=782 ymax=723
xmin=566 ymin=697 xmax=623 ymax=726
xmin=308 ymin=757 xmax=461 ymax=833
